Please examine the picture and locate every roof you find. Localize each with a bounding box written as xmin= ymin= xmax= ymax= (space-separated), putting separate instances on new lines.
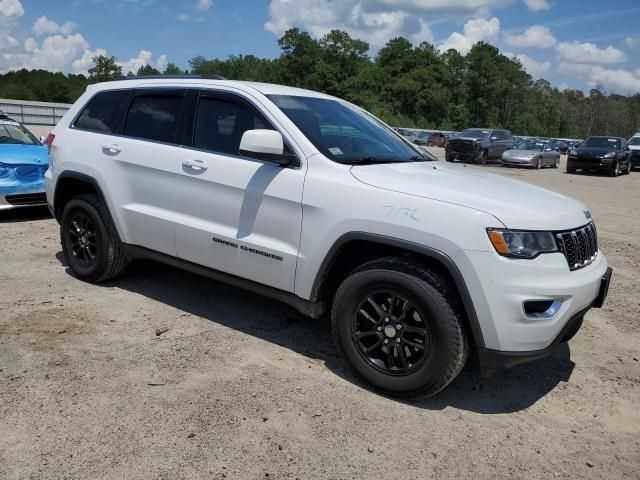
xmin=88 ymin=78 xmax=337 ymax=100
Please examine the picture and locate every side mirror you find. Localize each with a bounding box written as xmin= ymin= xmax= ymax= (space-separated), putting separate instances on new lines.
xmin=490 ymin=136 xmax=498 ymax=141
xmin=239 ymin=129 xmax=294 ymax=166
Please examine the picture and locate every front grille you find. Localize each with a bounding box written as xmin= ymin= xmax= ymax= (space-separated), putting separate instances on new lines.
xmin=555 ymin=223 xmax=598 ymax=271
xmin=5 ymin=192 xmax=47 ymax=206
xmin=450 ymin=141 xmax=477 ymax=153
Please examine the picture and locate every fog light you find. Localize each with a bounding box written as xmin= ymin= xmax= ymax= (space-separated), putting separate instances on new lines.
xmin=523 ymin=300 xmax=563 ymax=319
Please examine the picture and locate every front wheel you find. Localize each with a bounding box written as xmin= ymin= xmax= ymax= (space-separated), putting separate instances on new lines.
xmin=331 ymin=258 xmax=469 ymax=399
xmin=445 ymin=152 xmax=455 ymax=162
xmin=554 ymin=156 xmax=560 ymax=168
xmin=477 ymin=149 xmax=488 ymax=165
xmin=566 ymin=161 xmax=576 ymax=174
xmin=535 ymin=157 xmax=542 ymax=169
xmin=610 ymin=161 xmax=619 ymax=177
xmin=61 ymin=194 xmax=129 ymax=282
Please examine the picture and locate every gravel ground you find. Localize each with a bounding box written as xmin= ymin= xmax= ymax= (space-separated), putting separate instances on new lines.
xmin=1 ymin=152 xmax=639 ymax=479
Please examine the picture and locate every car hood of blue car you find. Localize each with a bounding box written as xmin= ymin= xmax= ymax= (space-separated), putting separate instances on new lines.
xmin=0 ymin=144 xmax=48 ymax=165
xmin=0 ymin=144 xmax=48 ymax=196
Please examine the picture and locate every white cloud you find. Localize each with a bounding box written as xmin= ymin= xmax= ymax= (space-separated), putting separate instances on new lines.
xmin=625 ymin=36 xmax=639 ymax=50
xmin=556 ymin=41 xmax=626 ymax=65
xmin=196 ymin=0 xmax=212 ymax=10
xmin=3 ymin=33 xmax=89 ymax=72
xmin=438 ymin=17 xmax=500 ymax=54
xmin=507 ymin=52 xmax=551 ymax=77
xmin=5 ymin=34 xmax=16 ymax=46
xmin=265 ymin=0 xmax=438 ymax=48
xmin=504 ymin=25 xmax=556 ymax=48
xmin=118 ymin=49 xmax=168 ymax=75
xmin=23 ymin=36 xmax=35 ymax=52
xmin=71 ymin=48 xmax=107 ymax=74
xmin=32 ymin=16 xmax=76 ymax=37
xmin=177 ymin=13 xmax=189 ymax=22
xmin=0 ymin=0 xmax=23 ymax=17
xmin=523 ymin=0 xmax=550 ymax=11
xmin=588 ymin=66 xmax=640 ymax=94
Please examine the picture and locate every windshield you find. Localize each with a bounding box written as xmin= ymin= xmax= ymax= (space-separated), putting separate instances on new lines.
xmin=516 ymin=140 xmax=544 ymax=151
xmin=0 ymin=121 xmax=40 ymax=146
xmin=461 ymin=129 xmax=490 ymax=140
xmin=268 ymin=95 xmax=433 ymax=164
xmin=628 ymin=137 xmax=640 ymax=146
xmin=581 ymin=137 xmax=621 ymax=149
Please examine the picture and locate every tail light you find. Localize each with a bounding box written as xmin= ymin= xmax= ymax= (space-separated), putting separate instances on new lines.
xmin=46 ymin=133 xmax=55 ymax=152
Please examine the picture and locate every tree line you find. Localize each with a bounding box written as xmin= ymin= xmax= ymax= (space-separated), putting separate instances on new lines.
xmin=1 ymin=28 xmax=638 ymax=138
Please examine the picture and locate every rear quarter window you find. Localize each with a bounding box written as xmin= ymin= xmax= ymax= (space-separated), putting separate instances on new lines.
xmin=74 ymin=90 xmax=131 ymax=134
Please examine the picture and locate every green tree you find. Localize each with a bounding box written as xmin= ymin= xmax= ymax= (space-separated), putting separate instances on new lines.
xmin=164 ymin=63 xmax=184 ymax=75
xmin=88 ymin=55 xmax=122 ymax=82
xmin=137 ymin=64 xmax=161 ymax=76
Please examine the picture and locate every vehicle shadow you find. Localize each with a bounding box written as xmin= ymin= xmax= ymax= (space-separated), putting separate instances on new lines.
xmin=56 ymin=252 xmax=575 ymax=414
xmin=0 ymin=205 xmax=51 ymax=223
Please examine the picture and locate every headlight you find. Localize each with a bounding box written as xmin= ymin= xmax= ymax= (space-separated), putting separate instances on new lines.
xmin=568 ymin=148 xmax=577 ymax=156
xmin=528 ymin=153 xmax=535 ymax=157
xmin=603 ymin=152 xmax=616 ymax=158
xmin=487 ymin=229 xmax=558 ymax=259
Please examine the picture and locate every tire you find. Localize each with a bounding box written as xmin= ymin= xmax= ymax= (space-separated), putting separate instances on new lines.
xmin=535 ymin=157 xmax=542 ymax=169
xmin=445 ymin=152 xmax=455 ymax=162
xmin=331 ymin=257 xmax=469 ymax=400
xmin=554 ymin=156 xmax=559 ymax=168
xmin=60 ymin=194 xmax=129 ymax=282
xmin=625 ymin=162 xmax=632 ymax=175
xmin=610 ymin=161 xmax=619 ymax=177
xmin=566 ymin=161 xmax=576 ymax=174
xmin=477 ymin=149 xmax=488 ymax=165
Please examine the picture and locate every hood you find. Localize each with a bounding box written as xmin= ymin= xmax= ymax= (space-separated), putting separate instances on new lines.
xmin=575 ymin=146 xmax=615 ymax=156
xmin=350 ymin=162 xmax=590 ymax=231
xmin=504 ymin=149 xmax=538 ymax=157
xmin=628 ymin=145 xmax=640 ymax=151
xmin=450 ymin=137 xmax=482 ymax=143
xmin=0 ymin=144 xmax=48 ymax=166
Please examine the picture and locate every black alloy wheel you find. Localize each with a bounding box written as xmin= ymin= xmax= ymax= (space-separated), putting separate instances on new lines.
xmin=66 ymin=211 xmax=98 ymax=267
xmin=352 ymin=291 xmax=431 ymax=375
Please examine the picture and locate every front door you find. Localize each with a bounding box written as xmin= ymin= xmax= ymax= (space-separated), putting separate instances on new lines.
xmin=173 ymin=90 xmax=305 ymax=292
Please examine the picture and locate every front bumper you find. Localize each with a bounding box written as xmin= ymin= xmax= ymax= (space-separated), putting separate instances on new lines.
xmin=501 ymin=156 xmax=536 ymax=167
xmin=478 ymin=266 xmax=611 ymax=371
xmin=568 ymin=156 xmax=615 ymax=171
xmin=454 ymin=249 xmax=610 ymax=355
xmin=0 ymin=189 xmax=47 ymax=210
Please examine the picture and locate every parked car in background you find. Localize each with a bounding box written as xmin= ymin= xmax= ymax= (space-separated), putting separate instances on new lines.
xmin=445 ymin=128 xmax=513 ymax=164
xmin=427 ymin=132 xmax=446 ymax=147
xmin=627 ymin=135 xmax=640 ymax=169
xmin=402 ymin=131 xmax=429 ymax=146
xmin=502 ymin=139 xmax=560 ymax=169
xmin=547 ymin=138 xmax=569 ymax=154
xmin=567 ymin=136 xmax=631 ymax=176
xmin=0 ymin=111 xmax=49 ymax=210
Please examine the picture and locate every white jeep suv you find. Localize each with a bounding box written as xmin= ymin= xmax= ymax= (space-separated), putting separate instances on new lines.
xmin=45 ymin=78 xmax=612 ymax=399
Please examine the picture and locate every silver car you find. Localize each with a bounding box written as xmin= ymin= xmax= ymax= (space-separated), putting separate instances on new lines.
xmin=501 ymin=140 xmax=560 ymax=169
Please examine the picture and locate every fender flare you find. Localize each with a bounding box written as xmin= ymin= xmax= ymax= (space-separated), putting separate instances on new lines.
xmin=310 ymin=232 xmax=485 ymax=348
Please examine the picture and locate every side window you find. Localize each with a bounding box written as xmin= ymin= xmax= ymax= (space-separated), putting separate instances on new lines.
xmin=123 ymin=93 xmax=184 ymax=144
xmin=74 ymin=90 xmax=131 ymax=133
xmin=504 ymin=131 xmax=512 ymax=140
xmin=194 ymin=96 xmax=273 ymax=156
xmin=494 ymin=131 xmax=505 ymax=140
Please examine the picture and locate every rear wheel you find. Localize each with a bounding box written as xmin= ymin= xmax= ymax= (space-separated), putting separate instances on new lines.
xmin=331 ymin=257 xmax=469 ymax=399
xmin=625 ymin=162 xmax=632 ymax=175
xmin=61 ymin=194 xmax=129 ymax=282
xmin=554 ymin=156 xmax=560 ymax=168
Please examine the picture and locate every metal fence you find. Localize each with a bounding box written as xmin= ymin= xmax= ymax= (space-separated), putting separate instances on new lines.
xmin=0 ymin=98 xmax=71 ymax=126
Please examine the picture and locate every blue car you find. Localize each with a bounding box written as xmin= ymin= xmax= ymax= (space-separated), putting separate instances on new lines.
xmin=0 ymin=112 xmax=48 ymax=210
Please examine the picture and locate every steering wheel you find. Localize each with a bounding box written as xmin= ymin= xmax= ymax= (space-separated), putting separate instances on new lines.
xmin=339 ymin=137 xmax=367 ymax=155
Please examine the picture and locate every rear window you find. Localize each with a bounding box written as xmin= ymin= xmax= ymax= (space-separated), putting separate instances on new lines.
xmin=123 ymin=94 xmax=184 ymax=144
xmin=74 ymin=90 xmax=131 ymax=133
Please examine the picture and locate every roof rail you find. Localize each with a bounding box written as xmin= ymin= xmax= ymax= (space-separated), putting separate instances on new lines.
xmin=113 ymin=74 xmax=227 ymax=81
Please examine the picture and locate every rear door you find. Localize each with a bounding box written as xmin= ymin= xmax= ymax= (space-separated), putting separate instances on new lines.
xmin=172 ymin=89 xmax=305 ymax=292
xmin=104 ymin=88 xmax=187 ymax=256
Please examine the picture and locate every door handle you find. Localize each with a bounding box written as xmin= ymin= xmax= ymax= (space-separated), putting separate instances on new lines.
xmin=182 ymin=159 xmax=208 ymax=172
xmin=102 ymin=144 xmax=121 ymax=156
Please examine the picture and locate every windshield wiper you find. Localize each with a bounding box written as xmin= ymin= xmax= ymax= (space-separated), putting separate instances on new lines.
xmin=343 ymin=155 xmax=430 ymax=165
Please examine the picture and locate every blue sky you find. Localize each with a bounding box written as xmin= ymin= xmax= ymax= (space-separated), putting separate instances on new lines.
xmin=1 ymin=0 xmax=639 ymax=94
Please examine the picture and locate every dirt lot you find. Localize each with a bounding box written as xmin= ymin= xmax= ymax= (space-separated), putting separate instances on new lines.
xmin=1 ymin=152 xmax=639 ymax=479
